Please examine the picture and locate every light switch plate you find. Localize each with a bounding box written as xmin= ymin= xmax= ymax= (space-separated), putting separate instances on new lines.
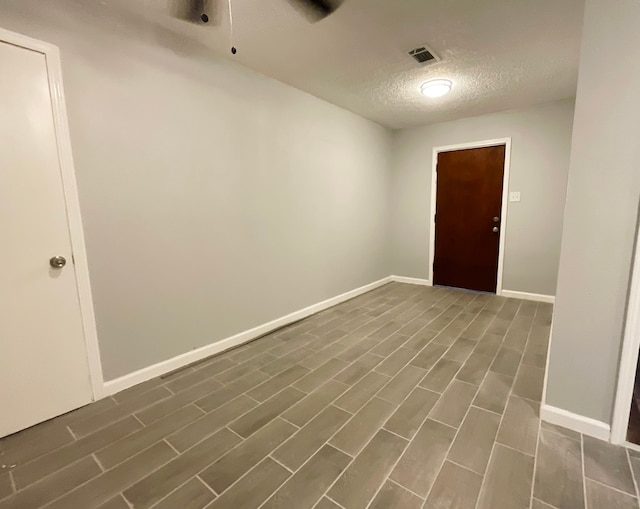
xmin=509 ymin=192 xmax=521 ymax=202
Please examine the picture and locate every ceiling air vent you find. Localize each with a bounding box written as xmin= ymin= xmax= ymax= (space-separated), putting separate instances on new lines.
xmin=408 ymin=45 xmax=440 ymax=65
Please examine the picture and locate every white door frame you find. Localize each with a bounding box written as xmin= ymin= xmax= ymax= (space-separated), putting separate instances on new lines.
xmin=428 ymin=138 xmax=512 ymax=294
xmin=611 ymin=215 xmax=640 ymax=444
xmin=0 ymin=28 xmax=104 ymax=400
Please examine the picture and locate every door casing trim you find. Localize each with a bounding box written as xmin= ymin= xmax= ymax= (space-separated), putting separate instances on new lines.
xmin=428 ymin=138 xmax=512 ymax=295
xmin=0 ymin=28 xmax=104 ymax=399
xmin=610 ymin=213 xmax=640 ymax=444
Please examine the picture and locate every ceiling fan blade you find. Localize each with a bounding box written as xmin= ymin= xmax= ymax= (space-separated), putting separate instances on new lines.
xmin=287 ymin=0 xmax=343 ymax=22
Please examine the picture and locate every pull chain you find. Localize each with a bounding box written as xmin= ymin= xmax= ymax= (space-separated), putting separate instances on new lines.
xmin=228 ymin=0 xmax=237 ymax=54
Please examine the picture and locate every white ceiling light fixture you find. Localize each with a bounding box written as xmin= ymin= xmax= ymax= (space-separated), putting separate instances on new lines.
xmin=421 ymin=79 xmax=453 ymax=98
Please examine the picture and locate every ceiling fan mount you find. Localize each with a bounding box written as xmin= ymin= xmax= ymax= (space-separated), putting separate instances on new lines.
xmin=177 ymin=0 xmax=343 ymax=25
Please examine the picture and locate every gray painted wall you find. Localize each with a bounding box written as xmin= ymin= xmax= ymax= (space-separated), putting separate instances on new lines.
xmin=545 ymin=0 xmax=640 ymax=423
xmin=0 ymin=1 xmax=393 ymax=380
xmin=390 ymin=100 xmax=575 ymax=296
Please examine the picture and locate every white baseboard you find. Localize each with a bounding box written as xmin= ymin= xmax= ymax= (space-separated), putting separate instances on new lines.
xmin=541 ymin=404 xmax=611 ymax=441
xmin=102 ymin=276 xmax=393 ymax=396
xmin=392 ymin=276 xmax=432 ymax=287
xmin=501 ymin=289 xmax=555 ymax=304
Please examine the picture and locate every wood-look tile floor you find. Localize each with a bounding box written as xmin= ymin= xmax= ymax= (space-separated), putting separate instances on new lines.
xmin=1 ymin=282 xmax=639 ymax=509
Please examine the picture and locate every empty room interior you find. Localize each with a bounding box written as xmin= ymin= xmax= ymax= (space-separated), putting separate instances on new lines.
xmin=2 ymin=0 xmax=640 ymax=508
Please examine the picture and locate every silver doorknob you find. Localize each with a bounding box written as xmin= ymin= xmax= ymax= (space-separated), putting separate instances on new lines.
xmin=493 ymin=217 xmax=500 ymax=223
xmin=49 ymin=256 xmax=66 ymax=269
xmin=492 ymin=227 xmax=499 ymax=233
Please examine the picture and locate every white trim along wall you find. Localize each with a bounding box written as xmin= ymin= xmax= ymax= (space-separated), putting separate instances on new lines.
xmin=104 ymin=275 xmax=556 ymax=396
xmin=610 ymin=216 xmax=640 ymax=445
xmin=104 ymin=276 xmax=392 ymax=395
xmin=428 ymin=138 xmax=513 ymax=296
xmin=501 ymin=290 xmax=555 ymax=304
xmin=0 ymin=28 xmax=105 ymax=400
xmin=540 ymin=405 xmax=611 ymax=441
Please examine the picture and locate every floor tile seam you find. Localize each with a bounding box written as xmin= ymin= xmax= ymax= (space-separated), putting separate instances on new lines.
xmin=96 ymin=400 xmax=242 ymax=473
xmin=276 ymin=415 xmax=302 ymax=429
xmin=584 ymin=475 xmax=639 ymax=498
xmin=0 ymin=427 xmax=72 ymax=466
xmin=210 ymin=363 xmax=412 ymax=504
xmin=305 ymin=328 xmax=352 ymax=352
xmin=8 ymin=411 xmax=152 ymax=490
xmin=331 ymin=412 xmax=414 ymax=509
xmin=66 ymin=426 xmax=78 ymax=440
xmin=245 ymin=386 xmax=276 ymax=403
xmin=268 ymin=454 xmax=295 ymax=474
xmin=627 ymin=448 xmax=640 ymax=501
xmin=379 ymin=427 xmax=413 ymax=443
xmin=73 ymin=389 xmax=182 ymax=438
xmin=398 ymin=293 xmax=469 ymax=346
xmin=458 ymin=295 xmax=508 ymax=338
xmin=334 ymin=339 xmax=434 ymax=413
xmin=532 ymin=497 xmax=559 ymax=509
xmin=445 ymin=456 xmax=489 ymax=478
xmin=263 ymin=341 xmax=323 ymax=364
xmin=461 ymin=384 xmax=505 ymax=414
xmin=324 ymin=494 xmax=349 ymax=509
xmin=239 ymin=290 xmax=462 ymax=508
xmin=365 ymin=310 xmax=489 ymax=508
xmin=124 ymin=421 xmax=282 ymax=508
xmin=424 ymin=416 xmax=458 ymax=432
xmin=190 ymin=425 xmax=278 ymax=499
xmin=187 ymin=356 xmax=241 ymax=381
xmin=266 ymin=402 xmax=356 ymax=466
xmin=386 ymin=477 xmax=427 ymax=501
xmin=90 ymin=400 xmax=237 ymax=473
xmin=333 ymin=393 xmax=381 ymax=415
xmin=528 ymin=396 xmax=542 ymax=508
xmin=324 ymin=442 xmax=355 ymax=460
xmin=419 ymin=351 xmax=467 ymax=394
xmin=373 ymin=306 xmax=465 ymax=378
xmin=8 ymin=470 xmax=16 ymax=497
xmin=163 ymin=439 xmax=181 ymax=456
xmin=581 ymin=434 xmax=589 ymax=509
xmin=143 ymin=470 xmax=208 ymax=509
xmin=492 ymin=440 xmax=535 ymax=459
xmin=470 ymin=299 xmax=528 ymax=509
xmin=256 ymin=349 xmax=318 ymax=377
xmin=264 ymin=304 xmax=386 ymax=360
xmin=92 ymin=452 xmax=106 ymax=472
xmin=538 ymin=426 xmax=581 ymax=443
xmin=309 ymin=296 xmax=434 ymax=375
xmin=39 ymin=441 xmax=178 ymax=509
xmin=370 ymin=332 xmax=417 ymax=362
xmin=261 ymin=344 xmax=441 ymax=509
xmin=429 ymin=295 xmax=499 ymax=354
xmin=417 ymin=338 xmax=498 ymax=506
xmin=13 ymin=455 xmax=101 ymax=506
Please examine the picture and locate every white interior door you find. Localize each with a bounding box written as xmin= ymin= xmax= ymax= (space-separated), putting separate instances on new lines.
xmin=0 ymin=40 xmax=93 ymax=438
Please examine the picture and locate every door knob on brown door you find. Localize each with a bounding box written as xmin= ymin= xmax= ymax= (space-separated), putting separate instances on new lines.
xmin=492 ymin=227 xmax=499 ymax=233
xmin=49 ymin=256 xmax=66 ymax=269
xmin=493 ymin=217 xmax=500 ymax=223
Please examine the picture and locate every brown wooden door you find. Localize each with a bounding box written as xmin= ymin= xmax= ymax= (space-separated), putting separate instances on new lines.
xmin=433 ymin=145 xmax=506 ymax=293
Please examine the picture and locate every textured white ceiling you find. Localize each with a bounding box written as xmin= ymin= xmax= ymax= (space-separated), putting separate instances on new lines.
xmin=204 ymin=0 xmax=586 ymax=128
xmin=8 ymin=0 xmax=586 ymax=129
